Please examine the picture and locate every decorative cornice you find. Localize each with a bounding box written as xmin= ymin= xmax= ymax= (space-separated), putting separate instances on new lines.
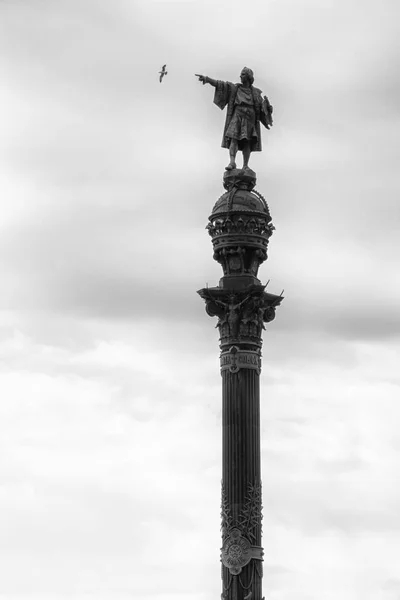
xmin=207 ymin=215 xmax=274 ymax=238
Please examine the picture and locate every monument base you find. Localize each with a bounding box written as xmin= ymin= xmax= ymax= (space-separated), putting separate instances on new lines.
xmin=223 ymin=167 xmax=257 ymax=191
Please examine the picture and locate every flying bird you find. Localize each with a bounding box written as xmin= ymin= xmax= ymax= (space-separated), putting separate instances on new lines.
xmin=159 ymin=64 xmax=167 ymax=83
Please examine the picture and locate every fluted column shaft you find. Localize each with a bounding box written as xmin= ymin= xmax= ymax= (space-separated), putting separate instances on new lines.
xmin=222 ymin=369 xmax=261 ymax=536
xmin=221 ymin=366 xmax=263 ymax=600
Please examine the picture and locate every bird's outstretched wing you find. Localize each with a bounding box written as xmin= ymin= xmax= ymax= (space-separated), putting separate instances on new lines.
xmin=159 ymin=64 xmax=168 ymax=82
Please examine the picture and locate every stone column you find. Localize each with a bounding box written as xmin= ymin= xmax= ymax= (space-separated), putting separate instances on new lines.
xmin=198 ymin=168 xmax=283 ymax=600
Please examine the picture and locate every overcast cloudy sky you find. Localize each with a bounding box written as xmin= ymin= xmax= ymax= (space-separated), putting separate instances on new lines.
xmin=0 ymin=0 xmax=399 ymax=598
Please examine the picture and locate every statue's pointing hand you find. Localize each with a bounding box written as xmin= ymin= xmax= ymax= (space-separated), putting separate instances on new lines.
xmin=195 ymin=74 xmax=207 ymax=84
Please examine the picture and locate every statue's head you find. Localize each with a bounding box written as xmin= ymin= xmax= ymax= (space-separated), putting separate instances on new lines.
xmin=240 ymin=67 xmax=254 ymax=85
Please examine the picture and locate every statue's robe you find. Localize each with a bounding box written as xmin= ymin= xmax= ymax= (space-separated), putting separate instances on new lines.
xmin=213 ymin=80 xmax=273 ymax=152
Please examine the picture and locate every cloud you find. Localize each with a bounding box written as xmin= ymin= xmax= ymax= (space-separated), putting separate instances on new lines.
xmin=0 ymin=325 xmax=221 ymax=597
xmin=0 ymin=0 xmax=399 ymax=598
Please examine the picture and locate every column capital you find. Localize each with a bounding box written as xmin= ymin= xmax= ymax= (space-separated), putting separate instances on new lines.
xmin=197 ymin=284 xmax=282 ymax=351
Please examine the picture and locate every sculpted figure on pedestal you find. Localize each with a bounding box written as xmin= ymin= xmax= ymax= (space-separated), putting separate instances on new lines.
xmin=195 ymin=67 xmax=273 ymax=171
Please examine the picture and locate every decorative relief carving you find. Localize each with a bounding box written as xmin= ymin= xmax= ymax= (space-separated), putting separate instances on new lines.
xmin=221 ymin=528 xmax=263 ymax=575
xmin=207 ymin=215 xmax=274 ymax=238
xmin=238 ymin=482 xmax=263 ymax=544
xmin=221 ymin=483 xmax=234 ymax=541
xmin=198 ymin=285 xmax=282 ymax=348
xmin=220 ymin=346 xmax=261 ymax=375
xmin=212 ymin=245 xmax=270 ymax=279
xmin=220 ymin=482 xmax=264 ymax=576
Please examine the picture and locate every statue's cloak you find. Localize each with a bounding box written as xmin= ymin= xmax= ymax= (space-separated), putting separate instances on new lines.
xmin=213 ymin=80 xmax=273 ymax=152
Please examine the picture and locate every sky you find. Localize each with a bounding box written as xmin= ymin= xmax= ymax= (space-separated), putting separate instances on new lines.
xmin=0 ymin=0 xmax=399 ymax=598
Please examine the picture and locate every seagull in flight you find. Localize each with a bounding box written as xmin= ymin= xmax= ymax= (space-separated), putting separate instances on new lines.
xmin=159 ymin=64 xmax=167 ymax=83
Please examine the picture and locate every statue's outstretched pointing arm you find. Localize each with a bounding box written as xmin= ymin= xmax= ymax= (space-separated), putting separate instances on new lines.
xmin=195 ymin=74 xmax=217 ymax=87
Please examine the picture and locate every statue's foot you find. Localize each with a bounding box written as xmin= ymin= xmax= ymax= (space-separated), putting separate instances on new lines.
xmin=243 ymin=165 xmax=250 ymax=171
xmin=225 ymin=162 xmax=236 ymax=171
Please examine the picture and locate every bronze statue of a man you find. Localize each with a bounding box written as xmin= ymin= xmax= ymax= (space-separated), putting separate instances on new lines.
xmin=196 ymin=67 xmax=273 ymax=171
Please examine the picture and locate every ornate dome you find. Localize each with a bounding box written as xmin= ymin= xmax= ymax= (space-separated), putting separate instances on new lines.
xmin=211 ymin=188 xmax=271 ymax=220
xmin=210 ymin=168 xmax=271 ymax=220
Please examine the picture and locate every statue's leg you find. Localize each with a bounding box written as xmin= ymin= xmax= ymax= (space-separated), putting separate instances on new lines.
xmin=242 ymin=142 xmax=251 ymax=169
xmin=226 ymin=139 xmax=238 ymax=170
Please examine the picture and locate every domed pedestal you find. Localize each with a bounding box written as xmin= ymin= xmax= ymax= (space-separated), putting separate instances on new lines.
xmin=207 ymin=169 xmax=274 ymax=291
